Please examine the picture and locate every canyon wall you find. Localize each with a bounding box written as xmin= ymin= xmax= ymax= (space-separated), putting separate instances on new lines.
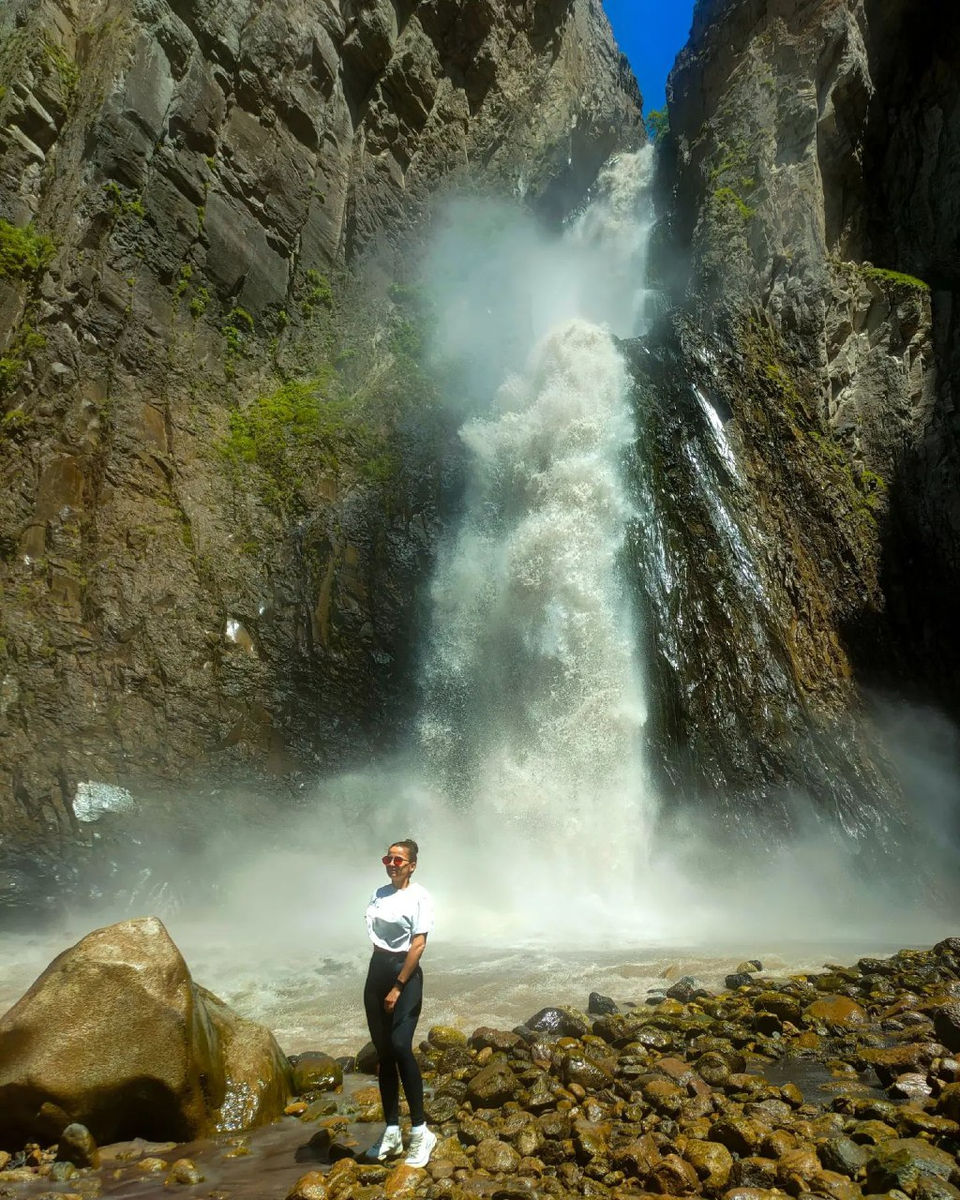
xmin=646 ymin=0 xmax=959 ymax=829
xmin=0 ymin=0 xmax=642 ymax=844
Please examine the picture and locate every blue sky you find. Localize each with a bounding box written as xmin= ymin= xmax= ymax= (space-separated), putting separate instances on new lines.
xmin=602 ymin=0 xmax=697 ymax=115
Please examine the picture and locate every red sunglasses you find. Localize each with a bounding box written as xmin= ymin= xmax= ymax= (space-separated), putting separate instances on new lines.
xmin=382 ymin=855 xmax=411 ymax=867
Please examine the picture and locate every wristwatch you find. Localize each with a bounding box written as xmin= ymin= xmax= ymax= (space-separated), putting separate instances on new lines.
xmin=394 ymin=978 xmax=405 ymax=990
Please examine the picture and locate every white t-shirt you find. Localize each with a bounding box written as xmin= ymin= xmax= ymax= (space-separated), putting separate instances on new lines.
xmin=366 ymin=881 xmax=434 ymax=952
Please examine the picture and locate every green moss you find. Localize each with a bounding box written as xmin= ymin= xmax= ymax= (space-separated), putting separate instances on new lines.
xmin=301 ymin=269 xmax=333 ymax=316
xmin=217 ymin=375 xmax=333 ymax=512
xmin=0 ymin=322 xmax=46 ymax=397
xmin=103 ymin=181 xmax=145 ymax=222
xmin=0 ymin=220 xmax=55 ymax=279
xmin=713 ymin=187 xmax=756 ymax=221
xmin=43 ymin=38 xmax=79 ymax=98
xmin=0 ymin=406 xmax=33 ymax=438
xmin=861 ymin=265 xmax=930 ymax=293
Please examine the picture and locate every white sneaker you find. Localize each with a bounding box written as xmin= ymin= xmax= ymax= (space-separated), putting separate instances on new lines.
xmin=366 ymin=1125 xmax=403 ymax=1162
xmin=404 ymin=1125 xmax=437 ymax=1168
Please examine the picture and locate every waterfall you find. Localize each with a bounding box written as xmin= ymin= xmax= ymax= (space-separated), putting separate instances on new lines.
xmin=416 ymin=149 xmax=658 ymax=889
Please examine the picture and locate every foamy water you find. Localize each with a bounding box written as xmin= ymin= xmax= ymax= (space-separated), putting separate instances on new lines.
xmin=0 ymin=922 xmax=916 ymax=1056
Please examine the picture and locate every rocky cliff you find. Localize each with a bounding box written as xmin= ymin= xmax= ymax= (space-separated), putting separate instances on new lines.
xmin=645 ymin=0 xmax=959 ymax=831
xmin=0 ymin=0 xmax=642 ymax=846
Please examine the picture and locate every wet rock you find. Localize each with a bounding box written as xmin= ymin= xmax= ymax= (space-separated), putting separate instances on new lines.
xmin=937 ymin=1082 xmax=960 ymax=1121
xmin=709 ymin=1118 xmax=765 ymax=1156
xmin=650 ymin=1152 xmax=700 ymax=1194
xmin=384 ymin=1164 xmax=425 ymax=1195
xmin=428 ymin=1026 xmax=468 ymax=1050
xmin=736 ymin=962 xmax=763 ymax=974
xmin=684 ymin=1139 xmax=733 ymax=1190
xmin=804 ymin=996 xmax=869 ymax=1031
xmin=137 ymin=1157 xmax=169 ymax=1172
xmin=726 ymin=973 xmax=754 ymax=990
xmin=820 ymin=1136 xmax=870 ymax=1178
xmin=166 ymin=1157 xmax=204 ymax=1185
xmin=466 ymin=1061 xmax=519 ymax=1108
xmin=864 ymin=1138 xmax=960 ymax=1194
xmin=561 ymin=1052 xmax=614 ymax=1091
xmin=475 ymin=1139 xmax=520 ymax=1174
xmin=665 ymin=977 xmax=701 ymax=1002
xmin=915 ymin=1179 xmax=960 ymax=1200
xmin=730 ymin=1157 xmax=779 ymax=1189
xmin=425 ymin=1093 xmax=458 ymax=1124
xmin=888 ymin=1072 xmax=933 ymax=1100
xmin=721 ymin=1188 xmax=785 ymax=1200
xmin=469 ymin=1028 xmax=522 ymax=1054
xmin=933 ymin=1004 xmax=960 ymax=1053
xmin=48 ymin=1160 xmax=77 ymax=1181
xmin=588 ymin=993 xmax=619 ymax=1016
xmin=287 ymin=1171 xmax=330 ymax=1200
xmin=293 ymin=1053 xmax=343 ymax=1095
xmin=0 ymin=917 xmax=291 ymax=1145
xmin=57 ymin=1123 xmax=99 ymax=1168
xmin=356 ymin=1043 xmax=380 ymax=1074
xmin=525 ymin=1008 xmax=591 ymax=1038
xmin=861 ymin=1043 xmax=943 ymax=1085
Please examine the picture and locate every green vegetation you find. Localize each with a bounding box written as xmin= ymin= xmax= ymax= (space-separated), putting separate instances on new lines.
xmin=0 ymin=322 xmax=46 ymax=397
xmin=189 ymin=286 xmax=210 ymax=319
xmin=0 ymin=406 xmax=34 ymax=439
xmin=646 ymin=108 xmax=669 ymax=144
xmin=43 ymin=38 xmax=79 ymax=98
xmin=301 ymin=269 xmax=333 ymax=316
xmin=861 ymin=265 xmax=930 ymax=293
xmin=0 ymin=220 xmax=55 ymax=279
xmin=712 ymin=186 xmax=755 ymax=221
xmin=217 ymin=373 xmax=342 ymax=513
xmin=221 ymin=307 xmax=254 ymax=371
xmin=103 ymin=181 xmax=145 ymax=221
xmin=174 ymin=263 xmax=193 ymax=301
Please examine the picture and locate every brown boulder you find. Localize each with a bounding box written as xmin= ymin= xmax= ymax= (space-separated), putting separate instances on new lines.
xmin=292 ymin=1053 xmax=343 ymax=1095
xmin=684 ymin=1139 xmax=733 ymax=1190
xmin=648 ymin=1153 xmax=700 ymax=1194
xmin=0 ymin=917 xmax=291 ymax=1148
xmin=287 ymin=1171 xmax=330 ymax=1200
xmin=804 ymin=996 xmax=869 ymax=1031
xmin=861 ymin=1042 xmax=943 ymax=1085
xmin=466 ymin=1060 xmax=519 ymax=1107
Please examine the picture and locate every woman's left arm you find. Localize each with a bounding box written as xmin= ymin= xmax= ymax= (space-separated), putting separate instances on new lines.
xmin=384 ymin=933 xmax=427 ymax=1013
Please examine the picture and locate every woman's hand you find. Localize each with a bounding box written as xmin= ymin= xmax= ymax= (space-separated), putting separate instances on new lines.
xmin=384 ymin=985 xmax=402 ymax=1013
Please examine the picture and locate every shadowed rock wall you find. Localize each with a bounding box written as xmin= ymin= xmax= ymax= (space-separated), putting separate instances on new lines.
xmin=645 ymin=0 xmax=959 ymax=827
xmin=0 ymin=0 xmax=641 ymax=843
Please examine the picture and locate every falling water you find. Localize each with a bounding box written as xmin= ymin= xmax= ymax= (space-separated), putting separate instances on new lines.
xmin=418 ymin=150 xmax=658 ymax=886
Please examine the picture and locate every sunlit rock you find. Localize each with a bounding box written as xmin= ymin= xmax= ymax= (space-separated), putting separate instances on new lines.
xmin=0 ymin=917 xmax=291 ymax=1148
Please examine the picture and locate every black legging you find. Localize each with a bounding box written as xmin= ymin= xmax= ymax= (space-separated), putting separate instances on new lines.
xmin=363 ymin=950 xmax=425 ymax=1126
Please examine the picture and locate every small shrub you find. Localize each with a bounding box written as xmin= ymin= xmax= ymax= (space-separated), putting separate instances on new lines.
xmin=189 ymin=287 xmax=210 ymax=319
xmin=0 ymin=220 xmax=55 ymax=279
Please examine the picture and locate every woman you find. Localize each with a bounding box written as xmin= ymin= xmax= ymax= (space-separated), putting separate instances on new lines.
xmin=363 ymin=838 xmax=437 ymax=1167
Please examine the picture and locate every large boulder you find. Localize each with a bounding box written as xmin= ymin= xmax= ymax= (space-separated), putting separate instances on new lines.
xmin=0 ymin=917 xmax=292 ymax=1148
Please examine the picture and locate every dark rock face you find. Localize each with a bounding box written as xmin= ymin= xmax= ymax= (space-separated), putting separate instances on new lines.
xmin=0 ymin=0 xmax=641 ymax=842
xmin=651 ymin=0 xmax=960 ymax=829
